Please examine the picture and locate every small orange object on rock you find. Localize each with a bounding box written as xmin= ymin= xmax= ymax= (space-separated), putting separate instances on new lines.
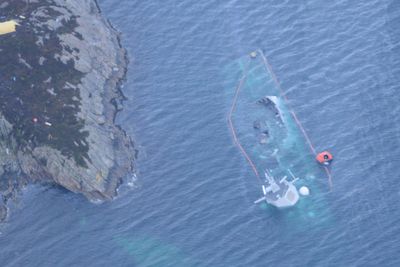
xmin=316 ymin=151 xmax=333 ymax=165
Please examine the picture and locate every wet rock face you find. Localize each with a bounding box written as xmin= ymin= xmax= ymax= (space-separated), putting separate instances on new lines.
xmin=0 ymin=0 xmax=136 ymax=221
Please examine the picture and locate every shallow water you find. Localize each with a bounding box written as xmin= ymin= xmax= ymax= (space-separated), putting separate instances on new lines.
xmin=1 ymin=0 xmax=400 ymax=266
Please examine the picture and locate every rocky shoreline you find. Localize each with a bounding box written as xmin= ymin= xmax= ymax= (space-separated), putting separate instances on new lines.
xmin=0 ymin=0 xmax=135 ymax=221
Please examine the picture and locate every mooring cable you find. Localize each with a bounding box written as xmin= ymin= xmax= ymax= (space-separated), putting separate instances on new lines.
xmin=258 ymin=49 xmax=333 ymax=189
xmin=227 ymin=59 xmax=263 ymax=184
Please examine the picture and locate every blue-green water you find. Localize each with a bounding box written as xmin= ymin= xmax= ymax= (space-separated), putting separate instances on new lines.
xmin=1 ymin=0 xmax=400 ymax=266
xmin=224 ymin=53 xmax=331 ymax=229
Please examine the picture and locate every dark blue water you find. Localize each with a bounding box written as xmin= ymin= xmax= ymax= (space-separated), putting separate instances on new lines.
xmin=1 ymin=0 xmax=400 ymax=266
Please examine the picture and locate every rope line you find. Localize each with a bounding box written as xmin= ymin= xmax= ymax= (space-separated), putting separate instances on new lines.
xmin=258 ymin=49 xmax=333 ymax=189
xmin=227 ymin=59 xmax=263 ymax=184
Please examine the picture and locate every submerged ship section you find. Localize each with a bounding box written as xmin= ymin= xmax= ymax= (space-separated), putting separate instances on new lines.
xmin=226 ymin=50 xmax=331 ymax=213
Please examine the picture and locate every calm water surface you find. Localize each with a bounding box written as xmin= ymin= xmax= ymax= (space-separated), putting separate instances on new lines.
xmin=1 ymin=0 xmax=400 ymax=266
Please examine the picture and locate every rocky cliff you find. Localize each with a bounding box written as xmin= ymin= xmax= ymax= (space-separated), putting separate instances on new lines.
xmin=0 ymin=0 xmax=135 ymax=221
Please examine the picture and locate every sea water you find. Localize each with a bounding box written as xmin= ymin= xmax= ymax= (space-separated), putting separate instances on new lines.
xmin=1 ymin=0 xmax=400 ymax=266
xmin=223 ymin=52 xmax=331 ymax=229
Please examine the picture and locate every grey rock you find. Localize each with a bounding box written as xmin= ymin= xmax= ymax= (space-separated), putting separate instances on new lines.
xmin=0 ymin=0 xmax=136 ymax=221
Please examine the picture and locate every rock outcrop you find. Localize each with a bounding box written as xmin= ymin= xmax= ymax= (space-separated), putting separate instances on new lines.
xmin=0 ymin=0 xmax=135 ymax=221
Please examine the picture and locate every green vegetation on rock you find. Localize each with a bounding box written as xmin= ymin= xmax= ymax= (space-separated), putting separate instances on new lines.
xmin=0 ymin=0 xmax=90 ymax=167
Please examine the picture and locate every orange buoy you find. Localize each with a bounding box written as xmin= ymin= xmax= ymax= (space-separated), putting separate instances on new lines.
xmin=316 ymin=151 xmax=333 ymax=165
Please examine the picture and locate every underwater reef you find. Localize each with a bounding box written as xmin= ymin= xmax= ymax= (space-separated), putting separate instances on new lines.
xmin=0 ymin=0 xmax=135 ymax=221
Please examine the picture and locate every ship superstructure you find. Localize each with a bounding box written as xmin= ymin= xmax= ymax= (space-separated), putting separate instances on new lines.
xmin=226 ymin=50 xmax=328 ymax=208
xmin=254 ymin=170 xmax=299 ymax=208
